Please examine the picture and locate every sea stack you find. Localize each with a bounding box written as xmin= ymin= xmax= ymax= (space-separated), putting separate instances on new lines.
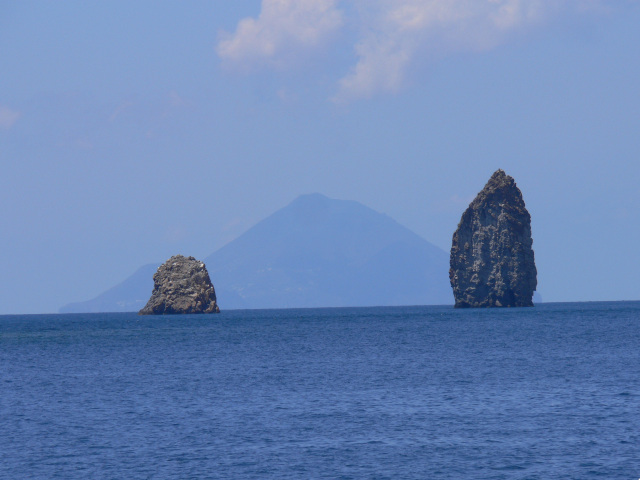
xmin=139 ymin=255 xmax=220 ymax=315
xmin=449 ymin=169 xmax=537 ymax=308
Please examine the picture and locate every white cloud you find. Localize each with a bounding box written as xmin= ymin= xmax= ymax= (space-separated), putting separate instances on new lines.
xmin=0 ymin=105 xmax=21 ymax=129
xmin=335 ymin=0 xmax=567 ymax=102
xmin=218 ymin=0 xmax=612 ymax=101
xmin=217 ymin=0 xmax=344 ymax=68
xmin=109 ymin=101 xmax=134 ymax=123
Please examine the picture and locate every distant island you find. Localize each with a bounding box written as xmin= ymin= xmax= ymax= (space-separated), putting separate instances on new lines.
xmin=60 ymin=194 xmax=453 ymax=313
xmin=61 ymin=181 xmax=542 ymax=314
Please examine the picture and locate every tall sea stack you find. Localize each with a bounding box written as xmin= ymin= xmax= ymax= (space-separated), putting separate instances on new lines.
xmin=449 ymin=169 xmax=537 ymax=308
xmin=139 ymin=255 xmax=220 ymax=315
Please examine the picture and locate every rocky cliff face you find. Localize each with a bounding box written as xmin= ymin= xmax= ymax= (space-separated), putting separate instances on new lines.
xmin=139 ymin=255 xmax=220 ymax=315
xmin=449 ymin=170 xmax=537 ymax=308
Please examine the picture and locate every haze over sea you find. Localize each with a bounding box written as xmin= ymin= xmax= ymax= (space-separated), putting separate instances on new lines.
xmin=2 ymin=302 xmax=638 ymax=479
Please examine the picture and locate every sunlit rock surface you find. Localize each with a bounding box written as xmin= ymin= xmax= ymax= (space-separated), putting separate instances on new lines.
xmin=139 ymin=255 xmax=220 ymax=315
xmin=450 ymin=170 xmax=537 ymax=308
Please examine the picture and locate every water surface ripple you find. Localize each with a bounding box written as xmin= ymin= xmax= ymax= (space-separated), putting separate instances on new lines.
xmin=1 ymin=302 xmax=639 ymax=479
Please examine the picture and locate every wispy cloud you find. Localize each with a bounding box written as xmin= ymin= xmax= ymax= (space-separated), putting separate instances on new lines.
xmin=335 ymin=0 xmax=591 ymax=102
xmin=217 ymin=0 xmax=613 ymax=101
xmin=0 ymin=105 xmax=21 ymax=129
xmin=109 ymin=101 xmax=134 ymax=123
xmin=168 ymin=90 xmax=191 ymax=108
xmin=217 ymin=0 xmax=344 ymax=69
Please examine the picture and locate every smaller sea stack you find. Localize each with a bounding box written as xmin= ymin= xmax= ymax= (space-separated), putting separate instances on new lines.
xmin=139 ymin=255 xmax=220 ymax=315
xmin=449 ymin=169 xmax=537 ymax=308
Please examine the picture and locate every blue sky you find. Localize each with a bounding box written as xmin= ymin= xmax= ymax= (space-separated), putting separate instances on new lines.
xmin=1 ymin=0 xmax=639 ymax=314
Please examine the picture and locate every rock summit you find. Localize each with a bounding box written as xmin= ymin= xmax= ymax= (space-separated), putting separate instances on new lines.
xmin=139 ymin=255 xmax=220 ymax=315
xmin=449 ymin=169 xmax=537 ymax=308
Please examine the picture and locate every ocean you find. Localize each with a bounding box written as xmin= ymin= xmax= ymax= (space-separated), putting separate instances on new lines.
xmin=1 ymin=302 xmax=638 ymax=479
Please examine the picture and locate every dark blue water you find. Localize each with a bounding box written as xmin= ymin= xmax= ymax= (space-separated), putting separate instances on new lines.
xmin=1 ymin=302 xmax=639 ymax=479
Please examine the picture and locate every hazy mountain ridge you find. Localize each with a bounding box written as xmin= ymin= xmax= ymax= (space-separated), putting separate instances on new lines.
xmin=60 ymin=264 xmax=158 ymax=314
xmin=60 ymin=194 xmax=453 ymax=313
